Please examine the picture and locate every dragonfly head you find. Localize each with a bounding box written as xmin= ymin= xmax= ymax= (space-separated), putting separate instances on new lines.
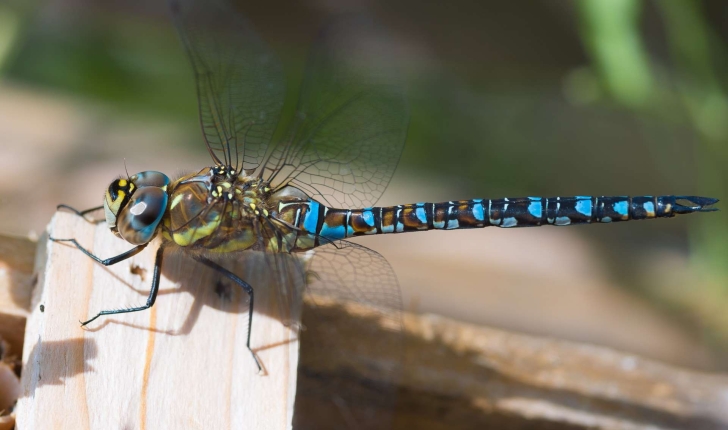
xmin=104 ymin=171 xmax=171 ymax=245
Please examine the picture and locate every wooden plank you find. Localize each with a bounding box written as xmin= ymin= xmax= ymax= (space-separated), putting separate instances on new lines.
xmin=8 ymin=215 xmax=728 ymax=429
xmin=15 ymin=212 xmax=298 ymax=430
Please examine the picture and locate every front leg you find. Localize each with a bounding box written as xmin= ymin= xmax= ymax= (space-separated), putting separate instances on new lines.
xmin=57 ymin=204 xmax=105 ymax=224
xmin=49 ymin=237 xmax=147 ymax=266
xmin=80 ymin=246 xmax=165 ymax=326
xmin=49 ymin=237 xmax=161 ymax=325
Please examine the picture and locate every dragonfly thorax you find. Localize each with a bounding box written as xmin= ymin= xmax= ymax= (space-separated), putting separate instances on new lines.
xmin=161 ymin=166 xmax=278 ymax=252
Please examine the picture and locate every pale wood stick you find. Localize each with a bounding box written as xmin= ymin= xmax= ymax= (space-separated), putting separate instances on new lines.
xmin=15 ymin=212 xmax=298 ymax=430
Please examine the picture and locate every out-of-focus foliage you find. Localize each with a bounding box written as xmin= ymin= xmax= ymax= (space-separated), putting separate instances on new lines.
xmin=578 ymin=0 xmax=728 ymax=346
xmin=577 ymin=0 xmax=654 ymax=108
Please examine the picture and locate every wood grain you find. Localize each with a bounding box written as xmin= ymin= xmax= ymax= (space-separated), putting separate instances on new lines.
xmin=15 ymin=212 xmax=298 ymax=430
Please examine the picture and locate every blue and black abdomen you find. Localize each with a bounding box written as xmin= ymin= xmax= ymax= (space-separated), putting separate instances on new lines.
xmin=279 ymin=195 xmax=717 ymax=247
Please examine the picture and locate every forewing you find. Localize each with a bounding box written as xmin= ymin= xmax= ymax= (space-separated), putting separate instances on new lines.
xmin=265 ymin=19 xmax=409 ymax=208
xmin=170 ymin=0 xmax=285 ymax=171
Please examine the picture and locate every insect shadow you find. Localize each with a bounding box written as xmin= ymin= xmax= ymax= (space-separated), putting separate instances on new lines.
xmin=83 ymin=245 xmax=306 ymax=341
xmin=22 ymin=338 xmax=97 ymax=397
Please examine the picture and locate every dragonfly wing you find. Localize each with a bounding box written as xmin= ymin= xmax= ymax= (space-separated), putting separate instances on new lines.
xmin=265 ymin=18 xmax=409 ymax=208
xmin=295 ymin=240 xmax=403 ymax=429
xmin=170 ymin=0 xmax=285 ymax=172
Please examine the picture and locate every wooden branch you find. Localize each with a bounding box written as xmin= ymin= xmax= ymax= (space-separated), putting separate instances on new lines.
xmin=6 ymin=216 xmax=728 ymax=429
xmin=15 ymin=213 xmax=298 ymax=429
xmin=296 ymin=300 xmax=728 ymax=429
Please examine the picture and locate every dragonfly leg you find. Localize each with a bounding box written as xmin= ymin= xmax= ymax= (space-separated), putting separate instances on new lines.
xmin=192 ymin=254 xmax=262 ymax=372
xmin=49 ymin=237 xmax=147 ymax=266
xmin=56 ymin=204 xmax=105 ymax=224
xmin=80 ymin=245 xmax=164 ymax=326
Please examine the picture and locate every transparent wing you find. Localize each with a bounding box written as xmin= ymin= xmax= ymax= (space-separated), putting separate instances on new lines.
xmin=170 ymin=0 xmax=285 ymax=171
xmin=163 ymin=237 xmax=403 ymax=428
xmin=264 ymin=19 xmax=409 ymax=208
xmin=295 ymin=240 xmax=403 ymax=429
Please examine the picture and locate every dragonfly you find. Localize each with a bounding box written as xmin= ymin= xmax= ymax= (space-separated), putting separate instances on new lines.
xmin=51 ymin=0 xmax=718 ymax=427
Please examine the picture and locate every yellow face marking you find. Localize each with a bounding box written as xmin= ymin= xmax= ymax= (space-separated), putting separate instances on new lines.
xmin=116 ymin=190 xmax=126 ymax=202
xmin=119 ymin=179 xmax=128 ymax=187
xmin=128 ymin=183 xmax=135 ymax=192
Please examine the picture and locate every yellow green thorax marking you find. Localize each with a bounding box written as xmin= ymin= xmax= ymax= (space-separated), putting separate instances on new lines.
xmin=161 ymin=166 xmax=283 ymax=252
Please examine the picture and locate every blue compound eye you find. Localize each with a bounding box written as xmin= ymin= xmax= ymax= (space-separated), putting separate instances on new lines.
xmin=117 ymin=187 xmax=168 ymax=245
xmin=131 ymin=171 xmax=170 ymax=189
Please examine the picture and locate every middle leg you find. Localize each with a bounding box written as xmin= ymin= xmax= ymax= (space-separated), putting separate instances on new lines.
xmin=192 ymin=254 xmax=262 ymax=371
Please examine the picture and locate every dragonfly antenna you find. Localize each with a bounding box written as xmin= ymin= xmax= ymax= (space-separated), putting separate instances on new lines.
xmin=123 ymin=158 xmax=130 ymax=180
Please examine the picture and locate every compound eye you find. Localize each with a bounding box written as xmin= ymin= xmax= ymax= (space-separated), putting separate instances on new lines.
xmin=131 ymin=171 xmax=170 ymax=188
xmin=117 ymin=187 xmax=168 ymax=245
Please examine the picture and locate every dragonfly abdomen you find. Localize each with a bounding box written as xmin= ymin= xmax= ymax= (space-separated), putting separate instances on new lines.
xmin=283 ymin=195 xmax=717 ymax=247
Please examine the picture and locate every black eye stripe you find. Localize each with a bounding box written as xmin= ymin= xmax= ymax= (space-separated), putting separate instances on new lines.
xmin=109 ymin=182 xmax=120 ymax=201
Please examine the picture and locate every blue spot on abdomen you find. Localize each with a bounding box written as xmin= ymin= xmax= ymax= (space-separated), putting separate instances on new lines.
xmin=575 ymin=196 xmax=592 ymax=217
xmin=472 ymin=200 xmax=484 ymax=222
xmin=614 ymin=200 xmax=629 ymax=217
xmin=302 ymin=201 xmax=320 ymax=233
xmin=528 ymin=197 xmax=543 ymax=218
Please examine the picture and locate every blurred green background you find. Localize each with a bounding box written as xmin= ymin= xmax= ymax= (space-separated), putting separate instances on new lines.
xmin=2 ymin=0 xmax=728 ymax=370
